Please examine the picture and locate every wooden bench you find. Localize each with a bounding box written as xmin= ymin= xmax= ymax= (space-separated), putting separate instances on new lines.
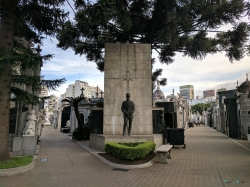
xmin=155 ymin=145 xmax=173 ymax=164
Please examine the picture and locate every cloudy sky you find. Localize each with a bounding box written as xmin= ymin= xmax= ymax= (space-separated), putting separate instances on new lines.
xmin=40 ymin=3 xmax=250 ymax=98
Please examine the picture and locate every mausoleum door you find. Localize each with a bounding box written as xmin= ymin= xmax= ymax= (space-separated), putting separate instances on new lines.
xmin=164 ymin=113 xmax=177 ymax=128
xmin=61 ymin=113 xmax=70 ymax=128
xmin=80 ymin=113 xmax=85 ymax=125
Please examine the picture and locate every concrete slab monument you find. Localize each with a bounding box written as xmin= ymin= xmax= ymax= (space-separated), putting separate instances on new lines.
xmin=90 ymin=43 xmax=164 ymax=151
xmin=103 ymin=43 xmax=152 ymax=135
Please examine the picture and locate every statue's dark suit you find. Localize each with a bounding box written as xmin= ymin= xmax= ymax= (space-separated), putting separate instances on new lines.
xmin=121 ymin=94 xmax=135 ymax=136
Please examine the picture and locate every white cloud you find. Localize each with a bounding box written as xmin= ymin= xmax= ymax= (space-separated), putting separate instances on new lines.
xmin=43 ymin=38 xmax=250 ymax=97
xmin=157 ymin=52 xmax=250 ymax=97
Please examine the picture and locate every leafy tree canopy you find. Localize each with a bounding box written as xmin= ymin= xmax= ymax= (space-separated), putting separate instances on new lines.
xmin=57 ymin=0 xmax=250 ymax=74
xmin=191 ymin=103 xmax=211 ymax=114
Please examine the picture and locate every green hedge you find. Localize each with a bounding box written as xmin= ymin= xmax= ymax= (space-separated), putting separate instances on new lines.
xmin=105 ymin=141 xmax=156 ymax=160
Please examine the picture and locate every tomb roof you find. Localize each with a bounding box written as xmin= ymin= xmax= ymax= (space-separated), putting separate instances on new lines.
xmin=237 ymin=77 xmax=250 ymax=94
xmin=153 ymin=81 xmax=165 ymax=100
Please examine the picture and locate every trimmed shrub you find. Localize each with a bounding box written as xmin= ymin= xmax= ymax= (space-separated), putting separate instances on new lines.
xmin=105 ymin=141 xmax=156 ymax=160
xmin=72 ymin=125 xmax=90 ymax=140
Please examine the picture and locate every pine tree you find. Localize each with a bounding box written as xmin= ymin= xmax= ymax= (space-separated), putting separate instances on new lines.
xmin=11 ymin=39 xmax=66 ymax=105
xmin=0 ymin=0 xmax=67 ymax=161
xmin=57 ymin=0 xmax=250 ymax=89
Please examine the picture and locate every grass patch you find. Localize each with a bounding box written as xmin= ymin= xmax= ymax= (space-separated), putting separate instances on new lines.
xmin=0 ymin=156 xmax=33 ymax=169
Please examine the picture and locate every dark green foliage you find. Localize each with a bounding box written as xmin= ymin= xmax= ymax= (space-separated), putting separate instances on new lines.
xmin=15 ymin=0 xmax=68 ymax=44
xmin=118 ymin=142 xmax=146 ymax=147
xmin=105 ymin=141 xmax=156 ymax=160
xmin=11 ymin=87 xmax=46 ymax=105
xmin=57 ymin=0 xmax=250 ymax=90
xmin=72 ymin=125 xmax=90 ymax=141
xmin=61 ymin=96 xmax=85 ymax=104
xmin=11 ymin=0 xmax=68 ymax=103
xmin=191 ymin=103 xmax=211 ymax=115
xmin=11 ymin=73 xmax=66 ymax=105
xmin=0 ymin=1 xmax=68 ymax=105
xmin=8 ymin=39 xmax=66 ymax=106
xmin=0 ymin=0 xmax=68 ymax=162
xmin=152 ymin=68 xmax=167 ymax=90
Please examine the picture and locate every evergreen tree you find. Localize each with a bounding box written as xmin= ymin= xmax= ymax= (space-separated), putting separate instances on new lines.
xmin=57 ymin=0 xmax=250 ymax=89
xmin=0 ymin=0 xmax=68 ymax=161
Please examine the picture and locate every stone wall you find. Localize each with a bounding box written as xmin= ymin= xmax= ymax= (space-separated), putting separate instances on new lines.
xmin=239 ymin=94 xmax=250 ymax=139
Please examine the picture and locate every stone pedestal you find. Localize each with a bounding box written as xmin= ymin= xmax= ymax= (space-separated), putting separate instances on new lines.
xmin=90 ymin=134 xmax=163 ymax=152
xmin=12 ymin=136 xmax=23 ymax=156
xmin=22 ymin=135 xmax=36 ymax=155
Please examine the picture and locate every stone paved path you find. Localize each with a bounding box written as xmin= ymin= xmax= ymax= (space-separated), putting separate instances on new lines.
xmin=0 ymin=126 xmax=250 ymax=187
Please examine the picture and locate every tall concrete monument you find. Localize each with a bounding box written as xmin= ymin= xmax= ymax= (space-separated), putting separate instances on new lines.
xmin=103 ymin=43 xmax=152 ymax=135
xmin=90 ymin=43 xmax=163 ymax=151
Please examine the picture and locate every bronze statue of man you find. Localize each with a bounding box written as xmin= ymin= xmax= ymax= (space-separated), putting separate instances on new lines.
xmin=121 ymin=93 xmax=135 ymax=136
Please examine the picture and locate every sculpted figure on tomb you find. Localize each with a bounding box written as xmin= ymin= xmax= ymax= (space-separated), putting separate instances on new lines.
xmin=66 ymin=120 xmax=70 ymax=127
xmin=23 ymin=110 xmax=37 ymax=136
xmin=37 ymin=109 xmax=47 ymax=138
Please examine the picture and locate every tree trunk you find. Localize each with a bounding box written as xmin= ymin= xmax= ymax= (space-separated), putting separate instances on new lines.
xmin=74 ymin=103 xmax=84 ymax=135
xmin=0 ymin=0 xmax=15 ymax=161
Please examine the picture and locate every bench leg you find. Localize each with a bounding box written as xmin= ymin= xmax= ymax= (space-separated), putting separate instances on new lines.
xmin=155 ymin=152 xmax=168 ymax=164
xmin=167 ymin=149 xmax=172 ymax=159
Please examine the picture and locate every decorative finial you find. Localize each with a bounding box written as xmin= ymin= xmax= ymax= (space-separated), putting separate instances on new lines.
xmin=247 ymin=73 xmax=248 ymax=80
xmin=172 ymin=89 xmax=174 ymax=96
xmin=237 ymin=80 xmax=238 ymax=87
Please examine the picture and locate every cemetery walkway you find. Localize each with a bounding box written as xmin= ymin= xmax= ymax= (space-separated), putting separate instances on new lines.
xmin=0 ymin=125 xmax=250 ymax=187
